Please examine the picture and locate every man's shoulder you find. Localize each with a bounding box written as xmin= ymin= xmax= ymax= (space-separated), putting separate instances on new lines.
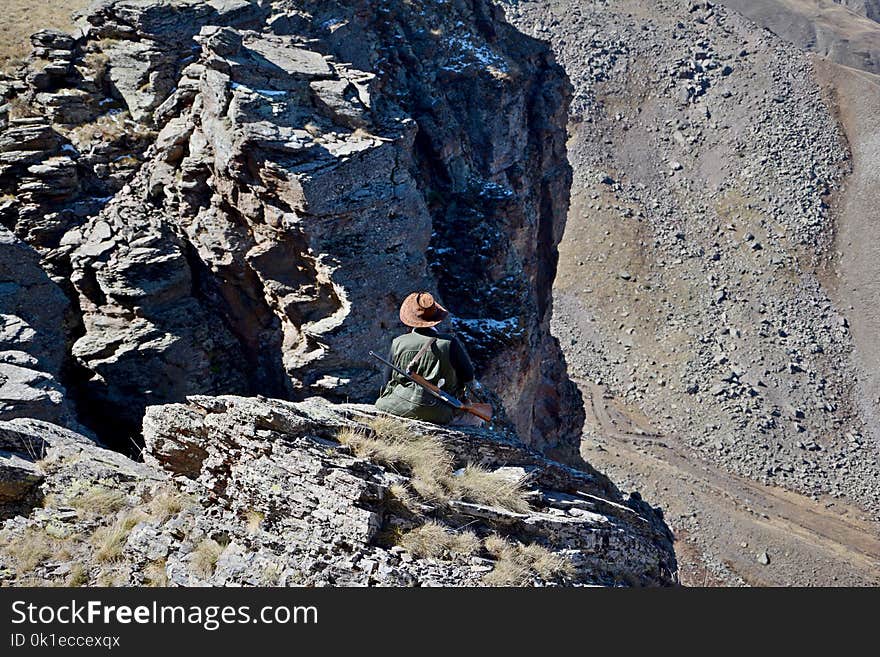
xmin=391 ymin=330 xmax=457 ymax=345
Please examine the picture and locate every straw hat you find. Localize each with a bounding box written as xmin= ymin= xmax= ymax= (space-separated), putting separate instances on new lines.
xmin=399 ymin=292 xmax=449 ymax=328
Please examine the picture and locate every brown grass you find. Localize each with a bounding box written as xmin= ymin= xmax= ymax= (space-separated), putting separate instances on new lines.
xmin=91 ymin=509 xmax=147 ymax=562
xmin=450 ymin=464 xmax=531 ymax=513
xmin=71 ymin=486 xmax=127 ymax=515
xmin=65 ymin=562 xmax=89 ymax=587
xmin=339 ymin=417 xmax=533 ymax=513
xmin=244 ymin=509 xmax=264 ymax=533
xmin=147 ymin=485 xmax=197 ymax=522
xmin=338 ymin=417 xmax=451 ymax=502
xmin=399 ymin=521 xmax=480 ymax=560
xmin=483 ymin=535 xmax=574 ymax=586
xmin=65 ymin=111 xmax=131 ymax=147
xmin=190 ymin=539 xmax=224 ymax=578
xmin=144 ymin=559 xmax=169 ymax=587
xmin=2 ymin=526 xmax=56 ymax=574
xmin=95 ymin=569 xmax=124 ymax=586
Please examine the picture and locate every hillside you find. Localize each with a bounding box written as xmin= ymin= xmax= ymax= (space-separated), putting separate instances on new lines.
xmin=505 ymin=0 xmax=880 ymax=585
xmin=0 ymin=1 xmax=89 ymax=71
xmin=716 ymin=0 xmax=880 ymax=73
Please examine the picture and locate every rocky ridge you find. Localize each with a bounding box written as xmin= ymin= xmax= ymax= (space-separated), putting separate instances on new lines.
xmin=0 ymin=227 xmax=77 ymax=428
xmin=0 ymin=397 xmax=676 ymax=586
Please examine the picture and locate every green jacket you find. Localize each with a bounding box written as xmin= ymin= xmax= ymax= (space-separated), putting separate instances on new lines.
xmin=374 ymin=329 xmax=472 ymax=424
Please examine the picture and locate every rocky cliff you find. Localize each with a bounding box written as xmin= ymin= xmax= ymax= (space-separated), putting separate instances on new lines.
xmin=0 ymin=0 xmax=583 ymax=459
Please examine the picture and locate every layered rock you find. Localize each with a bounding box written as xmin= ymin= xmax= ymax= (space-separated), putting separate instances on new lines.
xmin=0 ymin=227 xmax=76 ymax=427
xmin=0 ymin=397 xmax=676 ymax=586
xmin=0 ymin=3 xmax=268 ymax=268
xmin=0 ymin=0 xmax=678 ymax=588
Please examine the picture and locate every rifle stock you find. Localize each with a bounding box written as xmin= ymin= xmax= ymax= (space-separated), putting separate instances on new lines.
xmin=408 ymin=372 xmax=493 ymax=422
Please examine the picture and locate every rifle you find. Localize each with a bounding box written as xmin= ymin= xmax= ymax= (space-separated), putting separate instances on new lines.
xmin=369 ymin=350 xmax=492 ymax=423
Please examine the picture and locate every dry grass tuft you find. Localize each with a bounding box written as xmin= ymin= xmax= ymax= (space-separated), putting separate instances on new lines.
xmin=66 ymin=562 xmax=89 ymax=587
xmin=3 ymin=526 xmax=56 ymax=574
xmin=71 ymin=486 xmax=127 ymax=515
xmin=388 ymin=482 xmax=418 ymax=510
xmin=92 ymin=509 xmax=147 ymax=562
xmin=451 ymin=464 xmax=531 ymax=513
xmin=245 ymin=509 xmax=264 ymax=533
xmin=144 ymin=559 xmax=168 ymax=587
xmin=148 ymin=486 xmax=197 ymax=522
xmin=6 ymin=95 xmax=41 ymax=120
xmin=368 ymin=415 xmax=420 ymax=442
xmin=95 ymin=569 xmax=124 ymax=586
xmin=63 ymin=110 xmax=153 ymax=148
xmin=399 ymin=521 xmax=480 ymax=560
xmin=339 ymin=418 xmax=534 ymax=513
xmin=350 ymin=127 xmax=377 ymax=141
xmin=338 ymin=418 xmax=451 ymax=502
xmin=190 ymin=539 xmax=224 ymax=578
xmin=483 ymin=535 xmax=574 ymax=586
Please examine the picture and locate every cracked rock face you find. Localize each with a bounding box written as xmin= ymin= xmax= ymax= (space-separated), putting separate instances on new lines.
xmin=0 ymin=397 xmax=676 ymax=586
xmin=0 ymin=227 xmax=76 ymax=427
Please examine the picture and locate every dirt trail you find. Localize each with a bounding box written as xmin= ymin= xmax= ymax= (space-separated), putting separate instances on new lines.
xmin=577 ymin=379 xmax=880 ymax=586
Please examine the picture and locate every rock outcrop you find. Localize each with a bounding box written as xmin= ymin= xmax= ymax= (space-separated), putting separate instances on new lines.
xmin=0 ymin=397 xmax=676 ymax=586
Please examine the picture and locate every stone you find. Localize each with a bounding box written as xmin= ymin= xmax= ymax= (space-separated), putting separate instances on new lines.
xmin=0 ymin=228 xmax=75 ymax=427
xmin=0 ymin=397 xmax=676 ymax=586
xmin=310 ymin=79 xmax=370 ymax=129
xmin=0 ymin=452 xmax=44 ymax=515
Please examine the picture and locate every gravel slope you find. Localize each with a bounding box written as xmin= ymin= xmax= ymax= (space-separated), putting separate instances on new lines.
xmin=503 ymin=0 xmax=880 ymax=584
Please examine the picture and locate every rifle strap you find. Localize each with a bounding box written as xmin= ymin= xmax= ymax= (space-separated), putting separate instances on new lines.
xmin=406 ymin=337 xmax=437 ymax=373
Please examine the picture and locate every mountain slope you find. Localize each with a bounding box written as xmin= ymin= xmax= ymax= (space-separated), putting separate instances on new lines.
xmin=715 ymin=0 xmax=880 ymax=73
xmin=504 ymin=0 xmax=880 ymax=585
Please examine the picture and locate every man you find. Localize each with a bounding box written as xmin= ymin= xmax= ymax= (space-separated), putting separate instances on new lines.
xmin=375 ymin=291 xmax=481 ymax=425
